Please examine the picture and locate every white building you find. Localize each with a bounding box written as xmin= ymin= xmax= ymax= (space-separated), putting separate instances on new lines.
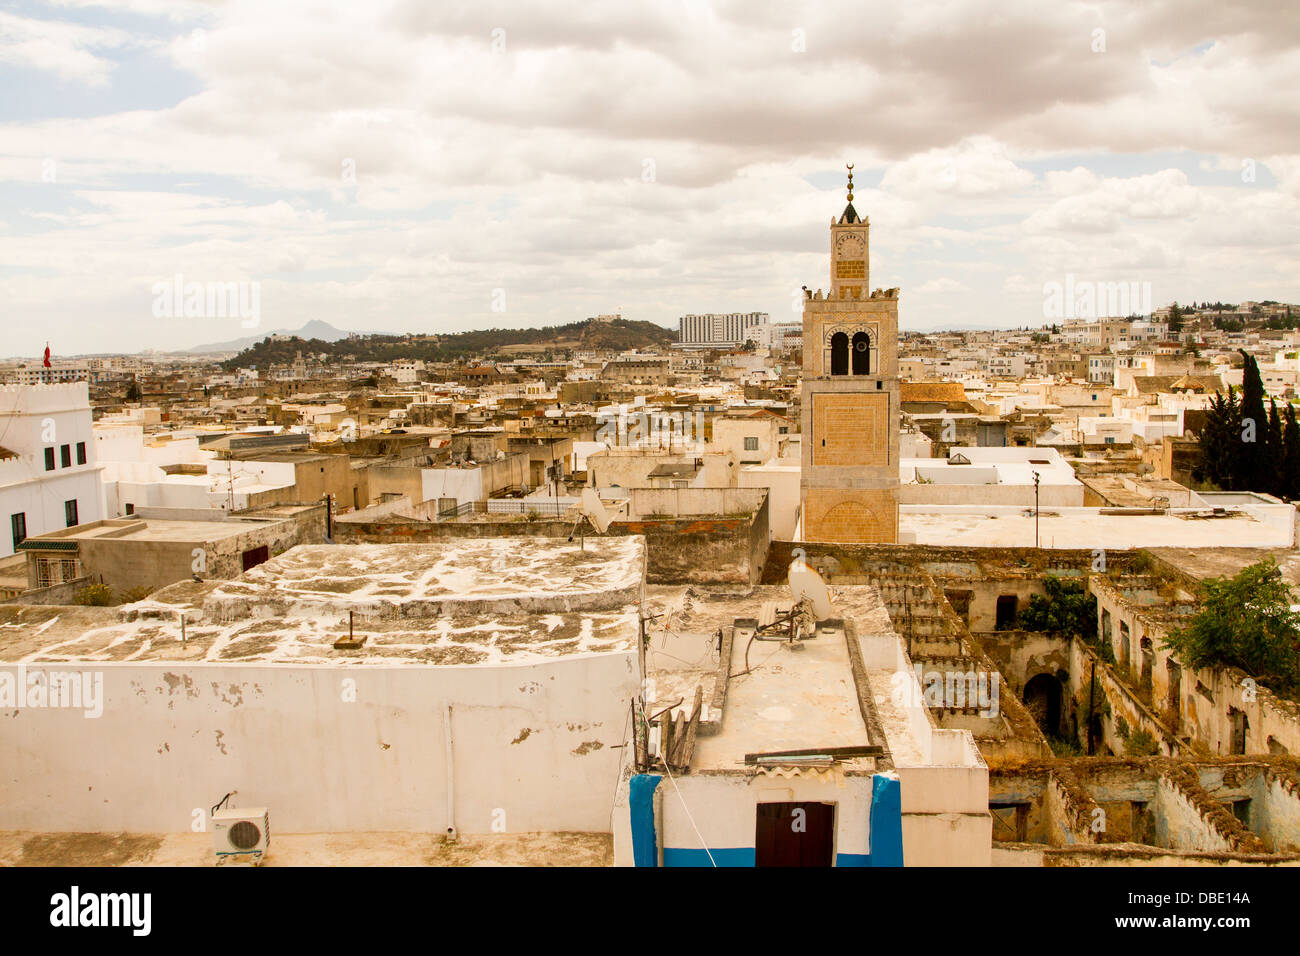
xmin=391 ymin=359 xmax=425 ymax=384
xmin=0 ymin=538 xmax=643 ymax=834
xmin=1087 ymin=354 xmax=1115 ymax=384
xmin=12 ymin=361 xmax=91 ymax=386
xmin=1078 ymin=416 xmax=1133 ymax=446
xmin=743 ymin=321 xmax=802 ymax=350
xmin=613 ymin=586 xmax=991 ymax=866
xmin=93 ymin=422 xmax=295 ymax=517
xmin=0 ymin=383 xmax=104 ymax=560
xmin=678 ymin=312 xmax=769 ymax=346
xmin=985 ymin=354 xmax=1027 ymax=378
xmin=901 ymin=446 xmax=1085 ymax=508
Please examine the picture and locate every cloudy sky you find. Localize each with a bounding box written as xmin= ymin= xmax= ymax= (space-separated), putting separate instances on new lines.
xmin=1 ymin=0 xmax=1298 ymax=356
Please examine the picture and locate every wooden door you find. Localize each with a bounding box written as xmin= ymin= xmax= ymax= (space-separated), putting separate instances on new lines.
xmin=755 ymin=802 xmax=835 ymax=867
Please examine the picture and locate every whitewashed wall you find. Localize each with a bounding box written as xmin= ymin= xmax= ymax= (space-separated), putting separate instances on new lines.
xmin=0 ymin=652 xmax=638 ymax=834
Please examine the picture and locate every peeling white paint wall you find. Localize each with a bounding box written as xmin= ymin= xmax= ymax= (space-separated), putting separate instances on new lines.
xmin=0 ymin=653 xmax=638 ymax=834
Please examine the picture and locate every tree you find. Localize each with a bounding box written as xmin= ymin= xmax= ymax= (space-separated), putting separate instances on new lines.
xmin=1164 ymin=558 xmax=1300 ymax=697
xmin=124 ymin=380 xmax=142 ymax=403
xmin=1237 ymin=350 xmax=1269 ymax=491
xmin=1284 ymin=403 xmax=1300 ymax=500
xmin=1168 ymin=302 xmax=1183 ymax=334
xmin=1267 ymin=399 xmax=1284 ymax=496
xmin=1007 ymin=576 xmax=1098 ymax=638
xmin=1193 ymin=388 xmax=1241 ymax=490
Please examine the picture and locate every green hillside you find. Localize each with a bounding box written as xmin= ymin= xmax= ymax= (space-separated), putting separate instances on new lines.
xmin=220 ymin=318 xmax=677 ymax=370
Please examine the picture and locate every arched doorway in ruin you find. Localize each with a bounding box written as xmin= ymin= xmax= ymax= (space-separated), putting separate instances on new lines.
xmin=1023 ymin=673 xmax=1064 ymax=738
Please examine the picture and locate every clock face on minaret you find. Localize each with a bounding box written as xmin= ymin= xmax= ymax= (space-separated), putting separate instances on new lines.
xmin=830 ymin=166 xmax=868 ymax=295
xmin=835 ymin=233 xmax=865 ymax=258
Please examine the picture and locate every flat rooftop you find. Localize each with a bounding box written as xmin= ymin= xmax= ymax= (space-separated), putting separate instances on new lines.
xmin=642 ymin=585 xmax=897 ymax=774
xmin=1147 ymin=547 xmax=1300 ymax=586
xmin=20 ymin=514 xmax=284 ymax=547
xmin=901 ymin=508 xmax=1294 ymax=549
xmin=206 ymin=539 xmax=645 ymax=617
xmin=0 ymin=601 xmax=639 ymax=666
xmin=0 ymin=539 xmax=646 ymax=666
xmin=230 ymin=451 xmax=331 ymax=463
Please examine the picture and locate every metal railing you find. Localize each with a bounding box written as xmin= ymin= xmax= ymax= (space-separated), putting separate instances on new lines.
xmin=485 ymin=497 xmax=580 ymax=516
xmin=435 ymin=501 xmax=474 ymax=521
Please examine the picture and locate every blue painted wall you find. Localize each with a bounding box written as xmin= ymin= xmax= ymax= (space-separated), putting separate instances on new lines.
xmin=649 ymin=773 xmax=904 ymax=868
xmin=869 ymin=773 xmax=904 ymax=867
xmin=629 ymin=774 xmax=662 ymax=867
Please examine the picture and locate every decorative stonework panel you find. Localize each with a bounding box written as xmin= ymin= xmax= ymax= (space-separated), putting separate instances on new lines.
xmin=803 ymin=488 xmax=898 ymax=543
xmin=820 ymin=322 xmax=878 ymax=347
xmin=812 ymin=392 xmax=890 ymax=467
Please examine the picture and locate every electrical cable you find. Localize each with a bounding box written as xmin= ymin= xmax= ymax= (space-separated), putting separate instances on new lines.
xmin=637 ymin=698 xmax=715 ymax=868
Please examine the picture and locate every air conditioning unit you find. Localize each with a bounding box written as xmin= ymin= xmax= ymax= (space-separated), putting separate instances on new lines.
xmin=212 ymin=807 xmax=270 ymax=864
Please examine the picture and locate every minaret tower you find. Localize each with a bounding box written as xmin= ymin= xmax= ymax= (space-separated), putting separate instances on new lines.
xmin=799 ymin=165 xmax=901 ymax=543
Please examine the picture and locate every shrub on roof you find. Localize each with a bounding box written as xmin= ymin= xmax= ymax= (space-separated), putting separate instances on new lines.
xmin=1005 ymin=575 xmax=1097 ymax=639
xmin=1164 ymin=558 xmax=1300 ymax=697
xmin=73 ymin=583 xmax=113 ymax=606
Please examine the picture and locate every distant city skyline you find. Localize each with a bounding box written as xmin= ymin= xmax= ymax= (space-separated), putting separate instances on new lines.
xmin=4 ymin=299 xmax=1293 ymax=363
xmin=2 ymin=1 xmax=1298 ymax=355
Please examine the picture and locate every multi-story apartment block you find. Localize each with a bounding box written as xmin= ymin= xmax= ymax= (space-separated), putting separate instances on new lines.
xmin=0 ymin=382 xmax=104 ymax=561
xmin=678 ymin=311 xmax=769 ymax=346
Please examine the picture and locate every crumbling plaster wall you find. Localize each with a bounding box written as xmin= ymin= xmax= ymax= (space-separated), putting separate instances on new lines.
xmin=0 ymin=653 xmax=638 ymax=834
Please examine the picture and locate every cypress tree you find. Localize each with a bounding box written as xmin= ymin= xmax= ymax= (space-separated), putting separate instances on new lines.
xmin=1284 ymin=403 xmax=1300 ymax=500
xmin=1268 ymin=399 xmax=1284 ymax=496
xmin=1168 ymin=302 xmax=1183 ymax=334
xmin=1192 ymin=395 xmax=1218 ymax=487
xmin=1225 ymin=387 xmax=1244 ymax=490
xmin=1238 ymin=351 xmax=1268 ymax=492
xmin=1194 ymin=390 xmax=1238 ymax=490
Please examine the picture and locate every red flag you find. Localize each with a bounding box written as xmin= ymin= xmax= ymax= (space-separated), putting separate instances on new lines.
xmin=42 ymin=343 xmax=51 ymax=368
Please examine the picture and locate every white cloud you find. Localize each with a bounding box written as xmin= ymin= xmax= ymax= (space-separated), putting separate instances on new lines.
xmin=0 ymin=0 xmax=1298 ymax=351
xmin=915 ymin=277 xmax=969 ymax=294
xmin=0 ymin=11 xmax=142 ymax=86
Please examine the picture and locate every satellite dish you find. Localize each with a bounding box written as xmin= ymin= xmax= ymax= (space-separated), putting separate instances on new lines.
xmin=788 ymin=564 xmax=832 ymax=620
xmin=580 ymin=487 xmax=612 ymax=533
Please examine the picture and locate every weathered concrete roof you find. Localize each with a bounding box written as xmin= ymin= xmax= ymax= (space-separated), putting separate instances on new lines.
xmin=642 ymin=585 xmax=897 ymax=772
xmin=901 ymin=508 xmax=1292 ymax=549
xmin=0 ymin=539 xmax=647 ymax=666
xmin=206 ymin=539 xmax=645 ymax=618
xmin=19 ymin=509 xmax=306 ymax=548
xmin=1147 ymin=547 xmax=1300 ymax=587
xmin=1131 ymin=374 xmax=1222 ymax=394
xmin=901 ymin=381 xmax=967 ymax=404
xmin=0 ymin=593 xmax=638 ymax=667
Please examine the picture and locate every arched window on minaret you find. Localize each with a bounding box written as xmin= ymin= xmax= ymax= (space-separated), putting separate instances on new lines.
xmin=830 ymin=332 xmax=849 ymax=376
xmin=852 ymin=331 xmax=871 ymax=375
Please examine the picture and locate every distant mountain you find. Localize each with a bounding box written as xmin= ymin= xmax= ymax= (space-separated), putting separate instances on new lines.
xmin=186 ymin=320 xmax=350 ymax=354
xmin=219 ymin=318 xmax=678 ymax=370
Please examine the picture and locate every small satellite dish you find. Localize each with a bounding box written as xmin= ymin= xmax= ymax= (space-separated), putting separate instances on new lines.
xmin=581 ymin=487 xmax=612 ymax=533
xmin=788 ymin=564 xmax=832 ymax=620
